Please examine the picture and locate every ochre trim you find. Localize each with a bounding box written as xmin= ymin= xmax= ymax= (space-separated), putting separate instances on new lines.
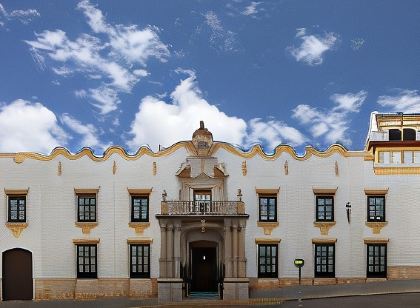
xmin=210 ymin=143 xmax=366 ymax=161
xmin=75 ymin=222 xmax=98 ymax=234
xmin=313 ymin=221 xmax=336 ymax=236
xmin=312 ymin=238 xmax=337 ymax=244
xmin=6 ymin=222 xmax=28 ymax=238
xmin=256 ymin=188 xmax=280 ymax=195
xmin=1 ymin=142 xmax=366 ymax=164
xmin=74 ymin=188 xmax=99 ymax=194
xmin=257 ymin=222 xmax=279 ymax=235
xmin=127 ymin=237 xmax=153 ymax=244
xmin=364 ymin=237 xmax=389 ymax=244
xmin=4 ymin=189 xmax=29 ymax=195
xmin=128 ymin=222 xmax=150 ymax=234
xmin=364 ymin=188 xmax=389 ymax=195
xmin=127 ymin=188 xmax=152 ymax=195
xmin=255 ymin=238 xmax=281 ymax=244
xmin=72 ymin=238 xmax=100 ymax=244
xmin=374 ymin=167 xmax=420 ymax=175
xmin=365 ymin=222 xmax=388 ymax=234
xmin=6 ymin=142 xmax=196 ymax=164
xmin=312 ymin=187 xmax=338 ymax=195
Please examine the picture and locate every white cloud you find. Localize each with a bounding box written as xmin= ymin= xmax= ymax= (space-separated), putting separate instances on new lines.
xmin=25 ymin=0 xmax=169 ymax=114
xmin=74 ymin=89 xmax=87 ymax=98
xmin=0 ymin=3 xmax=40 ymax=27
xmin=288 ymin=28 xmax=338 ymax=66
xmin=247 ymin=118 xmax=306 ymax=149
xmin=351 ymin=38 xmax=365 ymax=51
xmin=242 ymin=2 xmax=262 ymax=17
xmin=203 ymin=11 xmax=238 ymax=53
xmin=292 ymin=91 xmax=367 ymax=146
xmin=77 ymin=0 xmax=169 ymax=66
xmin=378 ymin=90 xmax=420 ymax=113
xmin=88 ymin=86 xmax=121 ymax=114
xmin=0 ymin=99 xmax=68 ymax=153
xmin=127 ymin=71 xmax=305 ymax=151
xmin=61 ymin=113 xmax=109 ymax=150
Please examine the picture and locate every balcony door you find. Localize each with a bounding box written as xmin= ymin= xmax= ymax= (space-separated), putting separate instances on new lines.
xmin=193 ymin=190 xmax=212 ymax=213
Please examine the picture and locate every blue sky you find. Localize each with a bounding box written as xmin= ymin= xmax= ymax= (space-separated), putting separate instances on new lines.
xmin=0 ymin=0 xmax=419 ymax=154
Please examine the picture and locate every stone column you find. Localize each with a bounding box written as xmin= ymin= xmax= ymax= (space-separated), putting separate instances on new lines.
xmin=159 ymin=224 xmax=167 ymax=277
xmin=166 ymin=224 xmax=174 ymax=278
xmin=224 ymin=219 xmax=232 ymax=277
xmin=173 ymin=223 xmax=182 ymax=278
xmin=232 ymin=223 xmax=238 ymax=278
xmin=238 ymin=221 xmax=246 ymax=277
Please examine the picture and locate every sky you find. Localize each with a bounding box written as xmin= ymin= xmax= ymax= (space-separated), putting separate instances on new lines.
xmin=0 ymin=0 xmax=420 ymax=154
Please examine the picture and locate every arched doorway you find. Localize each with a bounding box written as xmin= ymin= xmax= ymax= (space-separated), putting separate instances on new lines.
xmin=2 ymin=248 xmax=33 ymax=300
xmin=190 ymin=241 xmax=218 ymax=292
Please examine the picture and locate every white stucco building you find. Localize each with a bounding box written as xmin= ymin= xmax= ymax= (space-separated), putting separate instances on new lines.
xmin=1 ymin=113 xmax=420 ymax=302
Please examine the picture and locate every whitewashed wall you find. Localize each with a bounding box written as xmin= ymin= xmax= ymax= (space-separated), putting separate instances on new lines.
xmin=1 ymin=143 xmax=420 ymax=281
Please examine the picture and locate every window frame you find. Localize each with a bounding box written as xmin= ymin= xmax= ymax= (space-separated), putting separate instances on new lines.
xmin=258 ymin=195 xmax=277 ymax=222
xmin=257 ymin=244 xmax=278 ymax=278
xmin=366 ymin=244 xmax=387 ymax=278
xmin=130 ymin=244 xmax=151 ymax=278
xmin=76 ymin=244 xmax=97 ymax=279
xmin=367 ymin=196 xmax=386 ymax=222
xmin=314 ymin=244 xmax=335 ymax=278
xmin=7 ymin=195 xmax=27 ymax=223
xmin=315 ymin=195 xmax=334 ymax=222
xmin=131 ymin=195 xmax=149 ymax=222
xmin=77 ymin=194 xmax=97 ymax=222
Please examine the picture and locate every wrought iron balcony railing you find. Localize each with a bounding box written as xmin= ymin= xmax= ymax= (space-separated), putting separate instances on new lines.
xmin=160 ymin=200 xmax=245 ymax=216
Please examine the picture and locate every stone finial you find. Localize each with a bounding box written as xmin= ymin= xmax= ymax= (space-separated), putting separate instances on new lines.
xmin=162 ymin=190 xmax=167 ymax=201
xmin=200 ymin=120 xmax=204 ymax=129
xmin=237 ymin=189 xmax=243 ymax=201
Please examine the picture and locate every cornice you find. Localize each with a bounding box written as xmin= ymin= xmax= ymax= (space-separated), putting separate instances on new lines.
xmin=0 ymin=141 xmax=366 ymax=164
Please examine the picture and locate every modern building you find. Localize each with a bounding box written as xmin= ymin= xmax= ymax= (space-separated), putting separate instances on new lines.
xmin=1 ymin=112 xmax=420 ymax=302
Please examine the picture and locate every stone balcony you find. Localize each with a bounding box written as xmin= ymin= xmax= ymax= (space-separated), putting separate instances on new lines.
xmin=159 ymin=200 xmax=246 ymax=216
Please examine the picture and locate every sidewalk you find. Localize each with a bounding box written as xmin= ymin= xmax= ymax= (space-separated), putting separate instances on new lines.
xmin=250 ymin=279 xmax=420 ymax=301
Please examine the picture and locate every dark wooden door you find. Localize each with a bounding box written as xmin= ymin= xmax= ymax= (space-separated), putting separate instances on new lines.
xmin=2 ymin=249 xmax=33 ymax=300
xmin=191 ymin=247 xmax=217 ymax=292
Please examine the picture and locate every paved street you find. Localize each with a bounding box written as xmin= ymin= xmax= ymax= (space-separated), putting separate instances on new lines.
xmin=282 ymin=293 xmax=420 ymax=308
xmin=2 ymin=294 xmax=420 ymax=307
xmin=2 ymin=280 xmax=420 ymax=307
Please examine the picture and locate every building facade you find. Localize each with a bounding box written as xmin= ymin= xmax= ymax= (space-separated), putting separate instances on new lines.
xmin=1 ymin=113 xmax=420 ymax=302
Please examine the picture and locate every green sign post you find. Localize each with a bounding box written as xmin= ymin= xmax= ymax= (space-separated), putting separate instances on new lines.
xmin=294 ymin=259 xmax=305 ymax=285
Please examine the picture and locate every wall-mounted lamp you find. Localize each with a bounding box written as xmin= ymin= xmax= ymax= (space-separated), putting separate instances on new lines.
xmin=346 ymin=202 xmax=351 ymax=223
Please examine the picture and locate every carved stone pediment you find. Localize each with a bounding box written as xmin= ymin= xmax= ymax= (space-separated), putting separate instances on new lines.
xmin=214 ymin=164 xmax=228 ymax=178
xmin=176 ymin=163 xmax=191 ymax=178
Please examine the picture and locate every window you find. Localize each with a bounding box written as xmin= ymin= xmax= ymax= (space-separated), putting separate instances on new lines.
xmin=259 ymin=196 xmax=277 ymax=222
xmin=389 ymin=129 xmax=401 ymax=141
xmin=130 ymin=244 xmax=150 ymax=278
xmin=8 ymin=196 xmax=26 ymax=222
xmin=258 ymin=244 xmax=278 ymax=278
xmin=367 ymin=196 xmax=385 ymax=222
xmin=367 ymin=244 xmax=387 ymax=278
xmin=314 ymin=244 xmax=335 ymax=278
xmin=316 ymin=196 xmax=334 ymax=222
xmin=131 ymin=196 xmax=149 ymax=222
xmin=403 ymin=128 xmax=416 ymax=141
xmin=77 ymin=195 xmax=96 ymax=222
xmin=77 ymin=244 xmax=97 ymax=278
xmin=193 ymin=190 xmax=212 ymax=213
